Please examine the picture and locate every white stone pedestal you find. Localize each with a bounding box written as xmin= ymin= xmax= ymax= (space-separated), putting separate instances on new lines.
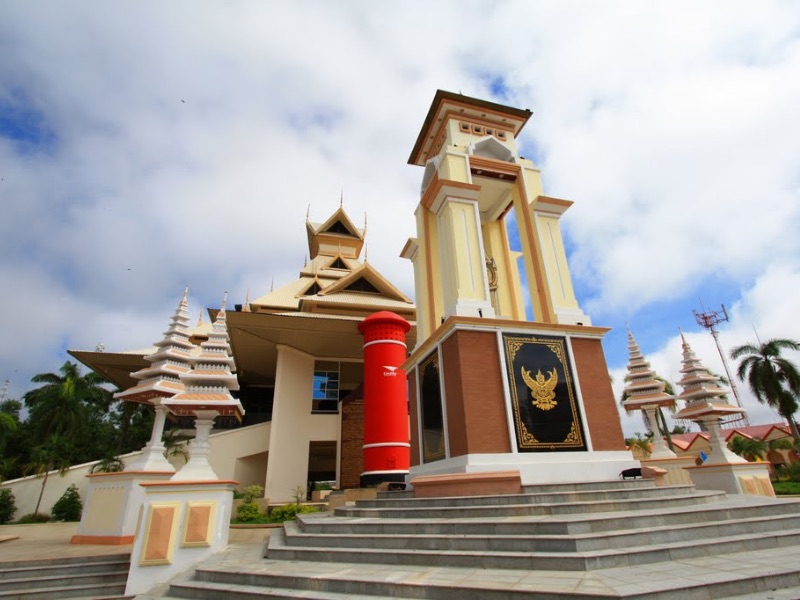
xmin=72 ymin=471 xmax=174 ymax=545
xmin=640 ymin=456 xmax=696 ymax=486
xmin=686 ymin=461 xmax=775 ymax=497
xmin=407 ymin=451 xmax=640 ymax=485
xmin=125 ymin=480 xmax=237 ymax=596
xmin=172 ymin=411 xmax=219 ymax=482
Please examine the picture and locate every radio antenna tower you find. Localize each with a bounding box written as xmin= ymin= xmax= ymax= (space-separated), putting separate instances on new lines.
xmin=693 ymin=304 xmax=749 ymax=427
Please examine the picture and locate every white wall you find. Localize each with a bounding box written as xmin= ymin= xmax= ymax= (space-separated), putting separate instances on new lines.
xmin=1 ymin=421 xmax=273 ymax=519
xmin=264 ymin=345 xmax=339 ymax=502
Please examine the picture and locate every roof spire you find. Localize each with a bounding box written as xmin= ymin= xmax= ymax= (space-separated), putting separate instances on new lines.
xmin=197 ymin=309 xmax=204 ymax=326
xmin=364 ymin=243 xmax=368 ymax=263
xmin=306 ymin=204 xmax=311 ymax=221
xmin=620 ymin=329 xmax=677 ymax=459
xmin=340 ymin=189 xmax=344 ymax=208
xmin=270 ymin=277 xmax=275 ymax=292
xmin=243 ymin=289 xmax=251 ymax=312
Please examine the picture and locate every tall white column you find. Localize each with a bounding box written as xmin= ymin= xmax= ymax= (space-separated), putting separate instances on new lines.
xmin=644 ymin=406 xmax=676 ymax=459
xmin=172 ymin=410 xmax=220 ymax=481
xmin=126 ymin=403 xmax=175 ymax=472
xmin=702 ymin=417 xmax=746 ymax=464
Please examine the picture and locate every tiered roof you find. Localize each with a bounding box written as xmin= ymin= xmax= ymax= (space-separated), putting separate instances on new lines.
xmin=621 ymin=330 xmax=676 ymax=412
xmin=163 ymin=293 xmax=244 ymax=420
xmin=674 ymin=334 xmax=744 ymax=421
xmin=249 ymin=205 xmax=413 ymax=316
xmin=113 ymin=287 xmax=193 ymax=404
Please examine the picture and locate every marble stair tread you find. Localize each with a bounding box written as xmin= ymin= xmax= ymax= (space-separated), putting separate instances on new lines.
xmin=176 ymin=543 xmax=800 ymax=600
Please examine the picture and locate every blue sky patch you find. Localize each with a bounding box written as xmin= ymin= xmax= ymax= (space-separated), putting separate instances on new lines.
xmin=0 ymin=89 xmax=57 ymax=154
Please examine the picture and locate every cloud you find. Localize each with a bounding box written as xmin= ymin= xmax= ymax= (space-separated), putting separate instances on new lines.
xmin=0 ymin=1 xmax=799 ymax=449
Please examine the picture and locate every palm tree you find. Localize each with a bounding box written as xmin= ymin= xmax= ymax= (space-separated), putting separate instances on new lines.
xmin=626 ymin=433 xmax=653 ymax=459
xmin=25 ymin=435 xmax=73 ymax=515
xmin=727 ymin=435 xmax=767 ymax=462
xmin=90 ymin=456 xmax=125 ymax=473
xmin=731 ymin=338 xmax=800 ymax=442
xmin=23 ymin=361 xmax=112 ymax=439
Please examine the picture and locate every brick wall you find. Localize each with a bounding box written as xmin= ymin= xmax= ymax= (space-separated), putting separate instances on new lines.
xmin=442 ymin=330 xmax=511 ymax=456
xmin=570 ymin=337 xmax=626 ymax=451
xmin=340 ymin=397 xmax=364 ymax=488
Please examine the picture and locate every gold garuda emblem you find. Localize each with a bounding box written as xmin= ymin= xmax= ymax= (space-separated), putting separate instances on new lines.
xmin=521 ymin=367 xmax=558 ymax=410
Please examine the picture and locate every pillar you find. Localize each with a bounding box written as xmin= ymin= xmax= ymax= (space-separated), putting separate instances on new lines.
xmin=358 ymin=311 xmax=412 ymax=486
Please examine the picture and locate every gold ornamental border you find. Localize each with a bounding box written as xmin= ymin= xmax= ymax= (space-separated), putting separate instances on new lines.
xmin=503 ymin=334 xmax=584 ymax=450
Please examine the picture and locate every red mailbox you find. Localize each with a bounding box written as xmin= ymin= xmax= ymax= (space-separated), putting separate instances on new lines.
xmin=357 ymin=311 xmax=411 ymax=487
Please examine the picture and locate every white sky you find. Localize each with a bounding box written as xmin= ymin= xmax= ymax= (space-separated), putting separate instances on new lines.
xmin=1 ymin=1 xmax=799 ymax=436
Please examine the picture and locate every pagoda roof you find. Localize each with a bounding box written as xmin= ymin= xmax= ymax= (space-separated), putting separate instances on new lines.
xmin=409 ymin=90 xmax=532 ymax=166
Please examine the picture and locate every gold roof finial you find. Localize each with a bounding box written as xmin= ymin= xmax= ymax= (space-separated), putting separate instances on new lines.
xmin=306 ymin=204 xmax=311 ymax=221
xmin=243 ymin=289 xmax=251 ymax=312
xmin=197 ymin=309 xmax=204 ymax=326
xmin=340 ymin=189 xmax=344 ymax=208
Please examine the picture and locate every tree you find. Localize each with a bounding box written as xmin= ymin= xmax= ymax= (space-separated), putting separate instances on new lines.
xmin=25 ymin=435 xmax=74 ymax=515
xmin=626 ymin=433 xmax=653 ymax=458
xmin=731 ymin=338 xmax=800 ymax=441
xmin=23 ymin=361 xmax=112 ymax=439
xmin=727 ymin=435 xmax=767 ymax=462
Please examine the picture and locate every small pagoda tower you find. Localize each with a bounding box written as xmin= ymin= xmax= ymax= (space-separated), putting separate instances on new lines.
xmin=114 ymin=287 xmax=194 ymax=472
xmin=165 ymin=293 xmax=244 ymax=481
xmin=673 ymin=333 xmax=745 ymax=464
xmin=621 ymin=330 xmax=677 ymax=459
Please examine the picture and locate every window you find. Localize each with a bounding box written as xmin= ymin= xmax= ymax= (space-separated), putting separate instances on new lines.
xmin=312 ymin=361 xmax=340 ymax=413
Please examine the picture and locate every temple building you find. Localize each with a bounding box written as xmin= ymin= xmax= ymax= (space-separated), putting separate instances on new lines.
xmin=71 ymin=204 xmax=415 ymax=502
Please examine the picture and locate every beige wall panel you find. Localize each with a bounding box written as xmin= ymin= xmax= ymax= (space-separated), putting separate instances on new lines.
xmin=265 ymin=346 xmax=339 ymax=502
xmin=536 ymin=214 xmax=579 ymax=310
xmin=84 ymin=486 xmax=126 ymax=531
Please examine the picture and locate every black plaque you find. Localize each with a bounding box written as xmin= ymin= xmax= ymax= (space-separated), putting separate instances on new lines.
xmin=502 ymin=333 xmax=586 ymax=452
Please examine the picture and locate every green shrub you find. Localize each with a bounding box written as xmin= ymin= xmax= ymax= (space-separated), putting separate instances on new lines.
xmin=0 ymin=488 xmax=16 ymax=524
xmin=781 ymin=462 xmax=800 ymax=483
xmin=51 ymin=484 xmax=82 ymax=521
xmin=17 ymin=512 xmax=51 ymax=523
xmin=268 ymin=503 xmax=318 ymax=523
xmin=236 ymin=502 xmax=262 ymax=522
xmin=773 ymin=481 xmax=800 ymax=495
xmin=242 ymin=485 xmax=264 ymax=504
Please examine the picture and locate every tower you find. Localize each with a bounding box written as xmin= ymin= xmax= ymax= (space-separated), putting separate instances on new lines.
xmin=165 ymin=292 xmax=244 ymax=481
xmin=621 ymin=330 xmax=677 ymax=459
xmin=114 ymin=286 xmax=195 ymax=472
xmin=401 ymin=91 xmax=635 ymax=485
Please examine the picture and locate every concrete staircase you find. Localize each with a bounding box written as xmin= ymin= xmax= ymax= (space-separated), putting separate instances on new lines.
xmin=161 ymin=480 xmax=800 ymax=599
xmin=0 ymin=553 xmax=130 ymax=599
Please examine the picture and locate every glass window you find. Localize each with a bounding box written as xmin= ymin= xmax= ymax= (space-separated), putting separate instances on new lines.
xmin=312 ymin=361 xmax=340 ymax=413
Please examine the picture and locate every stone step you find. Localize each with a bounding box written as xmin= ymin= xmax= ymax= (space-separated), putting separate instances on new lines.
xmin=167 ymin=578 xmax=386 ymax=599
xmin=0 ymin=558 xmax=130 ymax=583
xmin=285 ymin=511 xmax=800 ymax=553
xmin=301 ymin=496 xmax=800 ymax=536
xmin=335 ymin=488 xmax=726 ymax=519
xmin=267 ymin=522 xmax=800 ymax=571
xmin=0 ymin=581 xmax=128 ymax=599
xmin=165 ymin=545 xmax=800 ymax=600
xmin=0 ymin=554 xmax=129 ymax=599
xmin=356 ymin=483 xmax=697 ymax=509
